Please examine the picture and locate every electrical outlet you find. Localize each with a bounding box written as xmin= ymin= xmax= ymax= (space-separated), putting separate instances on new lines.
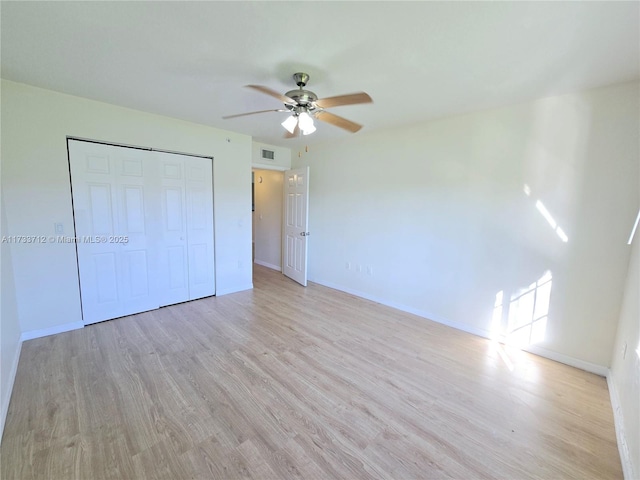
xmin=356 ymin=264 xmax=362 ymax=273
xmin=345 ymin=262 xmax=351 ymax=270
xmin=366 ymin=266 xmax=373 ymax=276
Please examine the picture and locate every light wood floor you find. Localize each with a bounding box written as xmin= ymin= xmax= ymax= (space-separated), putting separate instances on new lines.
xmin=1 ymin=265 xmax=622 ymax=479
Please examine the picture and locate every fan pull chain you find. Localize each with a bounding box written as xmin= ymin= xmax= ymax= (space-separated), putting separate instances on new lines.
xmin=297 ymin=146 xmax=310 ymax=158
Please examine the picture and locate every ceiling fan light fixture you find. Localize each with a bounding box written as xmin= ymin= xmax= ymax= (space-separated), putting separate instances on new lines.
xmin=281 ymin=115 xmax=298 ymax=134
xmin=298 ymin=111 xmax=316 ymax=135
xmin=301 ymin=124 xmax=316 ymax=136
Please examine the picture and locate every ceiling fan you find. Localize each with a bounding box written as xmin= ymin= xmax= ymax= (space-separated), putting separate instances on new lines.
xmin=223 ymin=72 xmax=372 ymax=138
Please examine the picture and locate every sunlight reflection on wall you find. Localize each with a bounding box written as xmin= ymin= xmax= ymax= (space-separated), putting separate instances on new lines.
xmin=492 ymin=271 xmax=553 ymax=347
xmin=524 ymin=184 xmax=569 ymax=243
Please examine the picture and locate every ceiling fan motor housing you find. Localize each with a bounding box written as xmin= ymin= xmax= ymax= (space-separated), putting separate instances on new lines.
xmin=285 ymin=89 xmax=318 ymax=106
xmin=285 ymin=72 xmax=318 ymax=107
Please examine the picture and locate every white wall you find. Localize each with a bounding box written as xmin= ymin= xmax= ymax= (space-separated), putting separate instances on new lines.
xmin=0 ymin=192 xmax=22 ymax=439
xmin=1 ymin=80 xmax=253 ymax=336
xmin=293 ymin=82 xmax=639 ymax=370
xmin=253 ymin=169 xmax=283 ymax=270
xmin=609 ymin=230 xmax=639 ymax=480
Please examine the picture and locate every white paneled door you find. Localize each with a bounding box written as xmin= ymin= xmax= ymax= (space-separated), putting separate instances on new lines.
xmin=283 ymin=167 xmax=309 ymax=286
xmin=156 ymin=151 xmax=215 ymax=304
xmin=156 ymin=151 xmax=189 ymax=307
xmin=184 ymin=157 xmax=215 ymax=300
xmin=69 ymin=140 xmax=214 ymax=325
xmin=69 ymin=141 xmax=159 ymax=323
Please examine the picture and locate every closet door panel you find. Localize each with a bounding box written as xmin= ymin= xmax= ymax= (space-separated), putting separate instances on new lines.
xmin=69 ymin=140 xmax=159 ymax=324
xmin=156 ymin=152 xmax=190 ymax=306
xmin=186 ymin=157 xmax=215 ymax=300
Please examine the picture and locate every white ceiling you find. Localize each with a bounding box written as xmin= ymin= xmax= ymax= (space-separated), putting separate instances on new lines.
xmin=2 ymin=1 xmax=638 ymax=148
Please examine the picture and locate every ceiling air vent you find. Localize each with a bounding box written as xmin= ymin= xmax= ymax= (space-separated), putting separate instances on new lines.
xmin=261 ymin=149 xmax=275 ymax=160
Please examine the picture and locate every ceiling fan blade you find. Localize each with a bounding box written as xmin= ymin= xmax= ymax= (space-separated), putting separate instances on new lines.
xmin=283 ymin=122 xmax=300 ymax=139
xmin=222 ymin=109 xmax=287 ymax=119
xmin=315 ymin=111 xmax=363 ymax=133
xmin=246 ymin=85 xmax=297 ymax=105
xmin=314 ymin=92 xmax=372 ymax=109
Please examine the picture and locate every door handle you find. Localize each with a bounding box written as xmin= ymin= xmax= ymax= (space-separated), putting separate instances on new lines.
xmin=300 ymin=232 xmax=310 ymax=236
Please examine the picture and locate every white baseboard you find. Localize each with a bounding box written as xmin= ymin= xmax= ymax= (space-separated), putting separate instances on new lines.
xmin=254 ymin=260 xmax=281 ymax=271
xmin=216 ymin=283 xmax=254 ymax=296
xmin=310 ymin=276 xmax=492 ymax=337
xmin=607 ymin=373 xmax=635 ymax=480
xmin=1 ymin=339 xmax=22 ymax=443
xmin=309 ymin=276 xmax=608 ymax=376
xmin=20 ymin=321 xmax=84 ymax=342
xmin=4 ymin=320 xmax=83 ymax=441
xmin=523 ymin=344 xmax=608 ymax=376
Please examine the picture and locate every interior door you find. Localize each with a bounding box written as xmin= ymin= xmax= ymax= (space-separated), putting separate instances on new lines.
xmin=69 ymin=140 xmax=159 ymax=324
xmin=283 ymin=167 xmax=309 ymax=286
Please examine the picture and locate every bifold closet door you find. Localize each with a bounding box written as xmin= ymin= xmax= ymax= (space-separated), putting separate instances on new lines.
xmin=156 ymin=152 xmax=215 ymax=305
xmin=69 ymin=141 xmax=160 ymax=324
xmin=69 ymin=140 xmax=215 ymax=325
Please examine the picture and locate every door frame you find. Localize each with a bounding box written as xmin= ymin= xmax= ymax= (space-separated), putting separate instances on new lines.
xmin=252 ymin=167 xmax=285 ymax=272
xmin=251 ymin=163 xmax=311 ymax=287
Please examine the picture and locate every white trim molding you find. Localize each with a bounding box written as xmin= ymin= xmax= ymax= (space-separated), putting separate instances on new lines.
xmin=523 ymin=344 xmax=608 ymax=376
xmin=309 ymin=276 xmax=608 ymax=376
xmin=215 ymin=284 xmax=254 ymax=296
xmin=254 ymin=260 xmax=281 ymax=272
xmin=0 ymin=340 xmax=22 ymax=442
xmin=20 ymin=321 xmax=84 ymax=342
xmin=607 ymin=373 xmax=635 ymax=480
xmin=251 ymin=162 xmax=288 ymax=172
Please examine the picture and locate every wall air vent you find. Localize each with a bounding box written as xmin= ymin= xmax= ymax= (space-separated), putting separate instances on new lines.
xmin=261 ymin=149 xmax=275 ymax=160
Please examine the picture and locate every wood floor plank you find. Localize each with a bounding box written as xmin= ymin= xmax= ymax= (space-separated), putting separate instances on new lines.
xmin=1 ymin=265 xmax=623 ymax=479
